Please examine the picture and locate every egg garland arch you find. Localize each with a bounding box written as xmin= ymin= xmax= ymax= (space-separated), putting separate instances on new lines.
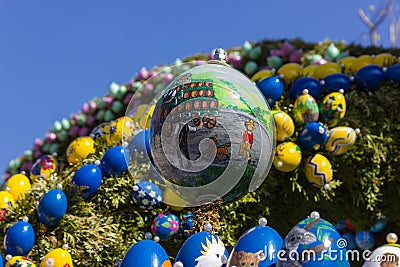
xmin=0 ymin=39 xmax=399 ymax=266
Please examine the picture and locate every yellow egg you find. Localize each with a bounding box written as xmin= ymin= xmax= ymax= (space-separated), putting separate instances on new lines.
xmin=350 ymin=55 xmax=374 ymax=73
xmin=6 ymin=256 xmax=36 ymax=267
xmin=277 ymin=63 xmax=303 ymax=82
xmin=105 ymin=116 xmax=135 ymax=145
xmin=251 ymin=69 xmax=274 ymax=83
xmin=325 ymin=127 xmax=359 ymax=155
xmin=302 ymin=65 xmax=318 ymax=77
xmin=312 ymin=63 xmax=341 ymax=80
xmin=5 ymin=174 xmax=31 ymax=201
xmin=41 ymin=248 xmax=73 ymax=267
xmin=338 ymin=56 xmax=357 ymax=74
xmin=66 ymin=136 xmax=95 ymax=165
xmin=373 ymin=53 xmax=395 ymax=67
xmin=271 ymin=110 xmax=295 ymax=141
xmin=0 ymin=191 xmax=15 ymax=209
xmin=293 ymin=93 xmax=319 ymax=124
xmin=304 ymin=154 xmax=333 ymax=187
xmin=319 ymin=91 xmax=346 ymax=127
xmin=273 ymin=142 xmax=302 ymax=172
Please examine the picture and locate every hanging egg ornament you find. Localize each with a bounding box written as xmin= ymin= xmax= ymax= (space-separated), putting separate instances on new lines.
xmin=5 ymin=174 xmax=31 ymax=201
xmin=321 ymin=73 xmax=351 ymax=94
xmin=89 ymin=122 xmax=110 ymax=140
xmin=293 ymin=90 xmax=319 ymax=125
xmin=299 ymin=122 xmax=328 ymax=151
xmin=6 ymin=256 xmax=36 ymax=267
xmin=228 ymin=221 xmax=283 ymax=267
xmin=4 ymin=218 xmax=35 ymax=256
xmin=362 ymin=233 xmax=400 ymax=267
xmin=325 ymin=127 xmax=359 ymax=155
xmin=40 ymin=247 xmax=73 ymax=267
xmin=319 ymin=90 xmax=346 ymax=127
xmin=105 ymin=116 xmax=135 ymax=145
xmin=355 ymin=230 xmax=375 ymax=250
xmin=355 ymin=64 xmax=384 ymax=91
xmin=271 ymin=110 xmax=295 ymax=141
xmin=30 ymin=155 xmax=58 ymax=181
xmin=351 ymin=55 xmax=374 ymax=73
xmin=373 ymin=53 xmax=395 ymax=67
xmin=66 ymin=136 xmax=95 ymax=165
xmin=312 ymin=62 xmax=341 ymax=80
xmin=256 ymin=76 xmax=284 ymax=106
xmin=150 ymin=212 xmax=180 ymax=241
xmin=147 ymin=49 xmax=275 ymax=208
xmin=37 ymin=188 xmax=68 ymax=227
xmin=304 ymin=154 xmax=333 ymax=187
xmin=277 ymin=63 xmax=303 ymax=82
xmin=175 ymin=231 xmax=229 ymax=267
xmin=0 ymin=191 xmax=15 ymax=210
xmin=131 ymin=181 xmax=162 ymax=210
xmin=120 ymin=240 xmax=171 ymax=267
xmin=289 ymin=77 xmax=322 ymax=100
xmin=71 ymin=164 xmax=103 ymax=200
xmin=100 ymin=146 xmax=130 ymax=177
xmin=384 ymin=64 xmax=400 ymax=83
xmin=273 ymin=142 xmax=302 ymax=172
xmin=278 ymin=212 xmax=350 ymax=267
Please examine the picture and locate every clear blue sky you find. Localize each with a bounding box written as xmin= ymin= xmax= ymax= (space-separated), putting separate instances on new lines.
xmin=0 ymin=0 xmax=396 ymax=173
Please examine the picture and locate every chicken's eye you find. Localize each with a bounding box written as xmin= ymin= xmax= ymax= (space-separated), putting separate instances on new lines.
xmin=216 ymin=253 xmax=220 ymax=258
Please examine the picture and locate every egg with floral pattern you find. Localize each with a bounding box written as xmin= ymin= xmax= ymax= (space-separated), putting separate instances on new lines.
xmin=151 ymin=212 xmax=180 ymax=241
xmin=6 ymin=256 xmax=36 ymax=267
xmin=40 ymin=248 xmax=73 ymax=267
xmin=30 ymin=155 xmax=58 ymax=181
xmin=293 ymin=92 xmax=319 ymax=125
xmin=319 ymin=91 xmax=346 ymax=127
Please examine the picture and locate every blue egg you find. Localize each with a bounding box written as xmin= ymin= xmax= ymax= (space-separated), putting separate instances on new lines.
xmin=278 ymin=217 xmax=349 ymax=267
xmin=334 ymin=220 xmax=347 ymax=233
xmin=355 ymin=65 xmax=384 ymax=91
xmin=120 ymin=240 xmax=171 ymax=267
xmin=355 ymin=231 xmax=375 ymax=250
xmin=369 ymin=217 xmax=387 ymax=233
xmin=37 ymin=189 xmax=68 ymax=226
xmin=181 ymin=213 xmax=195 ymax=238
xmin=131 ymin=181 xmax=162 ymax=210
xmin=128 ymin=130 xmax=151 ymax=163
xmin=322 ymin=73 xmax=351 ymax=94
xmin=0 ymin=254 xmax=3 ymax=267
xmin=101 ymin=146 xmax=130 ymax=177
xmin=151 ymin=212 xmax=180 ymax=241
xmin=257 ymin=76 xmax=284 ymax=106
xmin=342 ymin=232 xmax=357 ymax=250
xmin=289 ymin=77 xmax=322 ymax=100
xmin=175 ymin=231 xmax=229 ymax=267
xmin=71 ymin=164 xmax=103 ymax=199
xmin=229 ymin=225 xmax=283 ymax=267
xmin=4 ymin=220 xmax=35 ymax=256
xmin=384 ymin=64 xmax=400 ymax=83
xmin=299 ymin=122 xmax=328 ymax=151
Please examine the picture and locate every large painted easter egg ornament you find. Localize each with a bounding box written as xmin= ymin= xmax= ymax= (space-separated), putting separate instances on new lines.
xmin=147 ymin=58 xmax=275 ymax=207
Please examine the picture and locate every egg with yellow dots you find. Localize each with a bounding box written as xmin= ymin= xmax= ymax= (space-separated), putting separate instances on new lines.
xmin=304 ymin=154 xmax=333 ymax=187
xmin=105 ymin=116 xmax=135 ymax=145
xmin=66 ymin=136 xmax=95 ymax=165
xmin=319 ymin=90 xmax=346 ymax=127
xmin=30 ymin=155 xmax=58 ymax=181
xmin=325 ymin=127 xmax=360 ymax=155
xmin=5 ymin=256 xmax=36 ymax=267
xmin=271 ymin=110 xmax=295 ymax=141
xmin=5 ymin=173 xmax=31 ymax=201
xmin=40 ymin=247 xmax=73 ymax=267
xmin=273 ymin=142 xmax=302 ymax=172
xmin=0 ymin=191 xmax=15 ymax=210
